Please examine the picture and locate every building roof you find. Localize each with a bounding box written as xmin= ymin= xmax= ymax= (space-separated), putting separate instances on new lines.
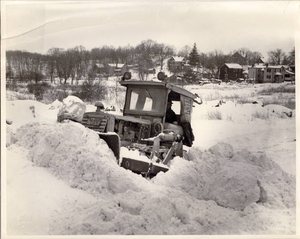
xmin=108 ymin=63 xmax=125 ymax=68
xmin=267 ymin=65 xmax=284 ymax=69
xmin=242 ymin=65 xmax=251 ymax=70
xmin=170 ymin=56 xmax=185 ymax=62
xmin=231 ymin=52 xmax=245 ymax=58
xmin=285 ymin=70 xmax=295 ymax=75
xmin=250 ymin=65 xmax=266 ymax=69
xmin=95 ymin=63 xmax=105 ymax=68
xmin=224 ymin=63 xmax=243 ymax=69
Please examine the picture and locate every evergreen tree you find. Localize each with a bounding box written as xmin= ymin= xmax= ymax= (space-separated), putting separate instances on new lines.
xmin=188 ymin=43 xmax=200 ymax=66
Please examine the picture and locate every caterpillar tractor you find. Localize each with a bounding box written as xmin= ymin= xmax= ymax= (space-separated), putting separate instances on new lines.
xmin=81 ymin=72 xmax=199 ymax=177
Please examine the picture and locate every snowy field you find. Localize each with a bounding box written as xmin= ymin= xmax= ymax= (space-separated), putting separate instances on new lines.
xmin=3 ymin=82 xmax=297 ymax=237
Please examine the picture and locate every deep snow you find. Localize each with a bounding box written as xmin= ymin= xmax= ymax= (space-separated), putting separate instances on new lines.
xmin=3 ymin=82 xmax=297 ymax=236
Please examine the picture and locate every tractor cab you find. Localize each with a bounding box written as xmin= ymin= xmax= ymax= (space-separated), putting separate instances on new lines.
xmin=120 ymin=74 xmax=196 ymax=147
xmin=82 ymin=72 xmax=198 ymax=177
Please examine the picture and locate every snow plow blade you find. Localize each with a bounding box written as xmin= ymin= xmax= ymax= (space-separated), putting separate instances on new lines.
xmin=98 ymin=133 xmax=120 ymax=162
xmin=121 ymin=157 xmax=169 ymax=177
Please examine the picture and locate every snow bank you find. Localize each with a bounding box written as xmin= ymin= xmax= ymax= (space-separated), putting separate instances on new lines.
xmin=6 ymin=146 xmax=98 ymax=235
xmin=14 ymin=120 xmax=147 ymax=195
xmin=6 ymin=100 xmax=59 ymax=130
xmin=6 ymin=85 xmax=296 ymax=235
xmin=192 ymin=100 xmax=294 ymax=122
xmin=153 ymin=142 xmax=295 ymax=211
xmin=10 ymin=121 xmax=295 ymax=235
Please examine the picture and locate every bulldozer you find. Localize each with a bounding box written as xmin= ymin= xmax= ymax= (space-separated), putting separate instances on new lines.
xmin=81 ymin=72 xmax=199 ymax=177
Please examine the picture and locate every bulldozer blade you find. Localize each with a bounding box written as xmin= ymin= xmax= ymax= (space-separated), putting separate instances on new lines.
xmin=121 ymin=157 xmax=150 ymax=174
xmin=98 ymin=133 xmax=120 ymax=161
xmin=149 ymin=163 xmax=169 ymax=176
xmin=121 ymin=157 xmax=169 ymax=177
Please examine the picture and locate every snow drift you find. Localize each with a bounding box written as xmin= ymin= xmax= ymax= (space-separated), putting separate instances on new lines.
xmin=9 ymin=119 xmax=295 ymax=235
xmin=5 ymin=87 xmax=296 ymax=235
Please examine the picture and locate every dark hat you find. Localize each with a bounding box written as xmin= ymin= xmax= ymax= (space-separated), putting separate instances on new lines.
xmin=95 ymin=101 xmax=104 ymax=109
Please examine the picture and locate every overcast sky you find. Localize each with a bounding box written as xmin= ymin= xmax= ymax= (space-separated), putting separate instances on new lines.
xmin=2 ymin=1 xmax=299 ymax=59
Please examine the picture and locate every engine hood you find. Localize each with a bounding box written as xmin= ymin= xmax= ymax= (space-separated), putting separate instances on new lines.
xmin=83 ymin=112 xmax=151 ymax=125
xmin=114 ymin=115 xmax=151 ymax=125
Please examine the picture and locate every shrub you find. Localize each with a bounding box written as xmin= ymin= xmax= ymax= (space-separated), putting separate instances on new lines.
xmin=265 ymin=99 xmax=295 ymax=110
xmin=259 ymin=85 xmax=295 ymax=95
xmin=6 ymin=79 xmax=18 ymax=91
xmin=41 ymin=89 xmax=69 ymax=104
xmin=75 ymin=79 xmax=107 ymax=102
xmin=251 ymin=111 xmax=270 ymax=120
xmin=207 ymin=110 xmax=222 ymax=120
xmin=224 ymin=94 xmax=240 ymax=101
xmin=26 ymin=71 xmax=45 ymax=83
xmin=27 ymin=82 xmax=51 ymax=101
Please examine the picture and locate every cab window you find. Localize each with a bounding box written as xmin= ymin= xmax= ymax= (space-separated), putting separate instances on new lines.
xmin=128 ymin=88 xmax=166 ymax=114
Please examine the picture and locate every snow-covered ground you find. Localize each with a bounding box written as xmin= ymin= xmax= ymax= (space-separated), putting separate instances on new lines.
xmin=3 ymin=82 xmax=297 ymax=236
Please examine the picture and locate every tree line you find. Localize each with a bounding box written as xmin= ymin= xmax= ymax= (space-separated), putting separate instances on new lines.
xmin=181 ymin=44 xmax=295 ymax=79
xmin=6 ymin=39 xmax=295 ymax=84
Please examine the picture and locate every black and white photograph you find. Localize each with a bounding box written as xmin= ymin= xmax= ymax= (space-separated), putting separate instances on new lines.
xmin=1 ymin=0 xmax=299 ymax=237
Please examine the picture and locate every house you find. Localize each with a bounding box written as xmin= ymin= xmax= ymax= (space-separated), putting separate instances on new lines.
xmin=183 ymin=63 xmax=192 ymax=71
xmin=93 ymin=63 xmax=106 ymax=74
xmin=284 ymin=69 xmax=295 ymax=82
xmin=219 ymin=63 xmax=243 ymax=81
xmin=264 ymin=65 xmax=285 ymax=83
xmin=248 ymin=65 xmax=265 ymax=83
xmin=248 ymin=64 xmax=292 ymax=83
xmin=229 ymin=52 xmax=247 ymax=65
xmin=256 ymin=57 xmax=265 ymax=65
xmin=105 ymin=63 xmax=128 ymax=76
xmin=290 ymin=65 xmax=295 ymax=73
xmin=168 ymin=56 xmax=186 ymax=72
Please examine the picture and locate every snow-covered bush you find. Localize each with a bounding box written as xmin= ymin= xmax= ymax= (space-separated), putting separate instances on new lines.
xmin=251 ymin=110 xmax=270 ymax=120
xmin=74 ymin=74 xmax=107 ymax=103
xmin=207 ymin=109 xmax=222 ymax=120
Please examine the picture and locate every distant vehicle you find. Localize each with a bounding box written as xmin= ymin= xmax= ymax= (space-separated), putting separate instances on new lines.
xmin=199 ymin=78 xmax=221 ymax=85
xmin=211 ymin=79 xmax=222 ymax=85
xmin=199 ymin=79 xmax=211 ymax=85
xmin=80 ymin=72 xmax=199 ymax=177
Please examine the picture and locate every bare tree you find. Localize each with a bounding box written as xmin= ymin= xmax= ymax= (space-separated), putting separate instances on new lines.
xmin=27 ymin=53 xmax=45 ymax=83
xmin=116 ymin=45 xmax=135 ymax=65
xmin=8 ymin=51 xmax=30 ymax=81
xmin=178 ymin=45 xmax=191 ymax=58
xmin=90 ymin=47 xmax=101 ymax=65
xmin=203 ymin=50 xmax=228 ymax=78
xmin=55 ymin=48 xmax=76 ymax=84
xmin=46 ymin=48 xmax=59 ymax=83
xmin=155 ymin=43 xmax=175 ymax=70
xmin=69 ymin=46 xmax=88 ymax=85
xmin=248 ymin=51 xmax=263 ymax=65
xmin=287 ymin=47 xmax=295 ymax=65
xmin=6 ymin=51 xmax=15 ymax=80
xmin=268 ymin=49 xmax=286 ymax=65
xmin=136 ymin=39 xmax=158 ymax=80
xmin=6 ymin=50 xmax=45 ymax=82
